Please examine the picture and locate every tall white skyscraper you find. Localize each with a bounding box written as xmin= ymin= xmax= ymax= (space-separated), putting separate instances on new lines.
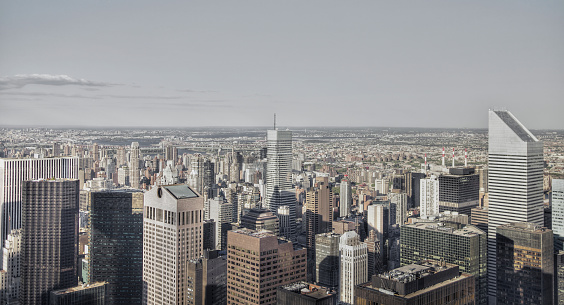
xmin=487 ymin=109 xmax=544 ymax=303
xmin=339 ymin=231 xmax=368 ymax=305
xmin=419 ymin=175 xmax=439 ymax=217
xmin=340 ymin=179 xmax=352 ymax=218
xmin=0 ymin=157 xmax=78 ymax=266
xmin=143 ymin=185 xmax=204 ymax=305
xmin=552 ymin=179 xmax=564 ymax=251
xmin=129 ymin=142 xmax=140 ymax=189
xmin=265 ymin=129 xmax=296 ymax=240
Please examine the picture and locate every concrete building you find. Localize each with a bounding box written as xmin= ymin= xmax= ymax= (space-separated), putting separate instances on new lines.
xmin=0 ymin=229 xmax=20 ymax=305
xmin=129 ymin=142 xmax=140 ymax=189
xmin=49 ymin=282 xmax=108 ymax=305
xmin=143 ymin=185 xmax=204 ymax=305
xmin=496 ymin=222 xmax=554 ymax=305
xmin=20 ymin=179 xmax=80 ymax=305
xmin=87 ymin=189 xmax=143 ymax=305
xmin=265 ymin=129 xmax=297 ymax=240
xmin=363 ymin=230 xmax=382 ymax=277
xmin=389 ymin=192 xmax=408 ymax=225
xmin=276 ymin=282 xmax=336 ymax=305
xmin=314 ymin=233 xmax=340 ymax=288
xmin=487 ymin=110 xmax=544 ymax=302
xmin=400 ymin=222 xmax=487 ymax=305
xmin=355 ymin=261 xmax=475 ymax=305
xmin=339 ymin=231 xmax=368 ymax=305
xmin=339 ymin=179 xmax=352 ymax=218
xmin=555 ymin=251 xmax=564 ymax=305
xmin=419 ymin=175 xmax=439 ymax=217
xmin=553 ymin=179 xmax=564 ymax=251
xmin=0 ymin=157 xmax=78 ymax=265
xmin=226 ymin=229 xmax=307 ymax=305
xmin=438 ymin=167 xmax=480 ymax=216
xmin=185 ymin=250 xmax=227 ymax=305
xmin=304 ymin=182 xmax=333 ymax=252
xmin=240 ymin=208 xmax=279 ymax=235
xmin=206 ymin=196 xmax=233 ymax=251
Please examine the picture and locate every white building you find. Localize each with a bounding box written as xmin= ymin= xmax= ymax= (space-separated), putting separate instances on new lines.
xmin=420 ymin=175 xmax=439 ymax=217
xmin=389 ymin=192 xmax=408 ymax=226
xmin=374 ymin=179 xmax=389 ymax=195
xmin=129 ymin=142 xmax=140 ymax=189
xmin=206 ymin=196 xmax=233 ymax=251
xmin=487 ymin=109 xmax=544 ymax=303
xmin=554 ymin=179 xmax=564 ymax=251
xmin=0 ymin=157 xmax=78 ymax=266
xmin=340 ymin=179 xmax=352 ymax=218
xmin=143 ymin=185 xmax=203 ymax=305
xmin=0 ymin=229 xmax=21 ymax=304
xmin=265 ymin=129 xmax=296 ymax=240
xmin=339 ymin=231 xmax=368 ymax=305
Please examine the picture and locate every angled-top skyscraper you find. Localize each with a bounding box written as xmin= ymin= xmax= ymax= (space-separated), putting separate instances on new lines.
xmin=265 ymin=129 xmax=296 ymax=240
xmin=487 ymin=109 xmax=544 ymax=303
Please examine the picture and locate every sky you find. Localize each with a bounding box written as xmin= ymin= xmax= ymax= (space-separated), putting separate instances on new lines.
xmin=1 ymin=1 xmax=563 ymax=129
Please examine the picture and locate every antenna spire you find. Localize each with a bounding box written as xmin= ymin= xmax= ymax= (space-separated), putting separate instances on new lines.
xmin=274 ymin=113 xmax=276 ymax=130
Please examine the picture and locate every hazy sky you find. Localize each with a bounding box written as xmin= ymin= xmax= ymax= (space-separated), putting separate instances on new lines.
xmin=1 ymin=1 xmax=563 ymax=129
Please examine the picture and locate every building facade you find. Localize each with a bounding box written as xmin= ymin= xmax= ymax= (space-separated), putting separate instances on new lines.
xmin=553 ymin=179 xmax=564 ymax=251
xmin=143 ymin=185 xmax=204 ymax=305
xmin=487 ymin=110 xmax=544 ymax=302
xmin=314 ymin=233 xmax=340 ymax=288
xmin=419 ymin=175 xmax=439 ymax=217
xmin=226 ymin=229 xmax=307 ymax=305
xmin=339 ymin=180 xmax=352 ymax=218
xmin=339 ymin=231 xmax=368 ymax=305
xmin=20 ymin=179 xmax=80 ymax=305
xmin=438 ymin=168 xmax=479 ymax=216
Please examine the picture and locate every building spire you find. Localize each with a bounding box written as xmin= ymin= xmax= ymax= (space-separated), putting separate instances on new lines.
xmin=274 ymin=113 xmax=276 ymax=130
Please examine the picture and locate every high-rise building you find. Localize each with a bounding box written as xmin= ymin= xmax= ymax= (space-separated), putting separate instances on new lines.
xmin=419 ymin=175 xmax=439 ymax=217
xmin=0 ymin=229 xmax=21 ymax=304
xmin=50 ymin=281 xmax=108 ymax=305
xmin=129 ymin=142 xmax=140 ymax=189
xmin=87 ymin=189 xmax=143 ymax=305
xmin=0 ymin=157 xmax=78 ymax=265
xmin=226 ymin=229 xmax=307 ymax=305
xmin=20 ymin=179 xmax=79 ymax=305
xmin=553 ymin=179 xmax=564 ymax=251
xmin=143 ymin=185 xmax=204 ymax=305
xmin=555 ymin=251 xmax=564 ymax=305
xmin=439 ymin=168 xmax=480 ymax=216
xmin=339 ymin=179 xmax=352 ymax=218
xmin=355 ymin=261 xmax=475 ymax=305
xmin=487 ymin=110 xmax=544 ymax=302
xmin=206 ymin=197 xmax=233 ymax=251
xmin=339 ymin=231 xmax=368 ymax=305
xmin=400 ymin=222 xmax=487 ymax=305
xmin=496 ymin=222 xmax=553 ymax=305
xmin=389 ymin=192 xmax=408 ymax=225
xmin=239 ymin=208 xmax=279 ymax=235
xmin=407 ymin=172 xmax=425 ymax=209
xmin=185 ymin=250 xmax=227 ymax=305
xmin=265 ymin=130 xmax=296 ymax=240
xmin=304 ymin=183 xmax=333 ymax=252
xmin=314 ymin=233 xmax=340 ymax=288
xmin=363 ymin=230 xmax=382 ymax=277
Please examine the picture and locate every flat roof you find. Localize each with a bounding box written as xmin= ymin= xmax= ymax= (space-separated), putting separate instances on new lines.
xmin=163 ymin=185 xmax=198 ymax=199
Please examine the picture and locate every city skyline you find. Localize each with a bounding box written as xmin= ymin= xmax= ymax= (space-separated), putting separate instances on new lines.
xmin=1 ymin=1 xmax=563 ymax=129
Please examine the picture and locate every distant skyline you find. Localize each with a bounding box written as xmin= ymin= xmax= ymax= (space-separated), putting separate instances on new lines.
xmin=1 ymin=1 xmax=563 ymax=129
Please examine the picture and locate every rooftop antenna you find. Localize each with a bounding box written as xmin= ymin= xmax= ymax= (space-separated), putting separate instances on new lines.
xmin=274 ymin=113 xmax=276 ymax=130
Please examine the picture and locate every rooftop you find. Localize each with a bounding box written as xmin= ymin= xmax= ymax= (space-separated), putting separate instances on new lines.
xmin=163 ymin=184 xmax=199 ymax=199
xmin=51 ymin=282 xmax=107 ymax=295
xmin=405 ymin=222 xmax=484 ymax=237
xmin=494 ymin=110 xmax=538 ymax=142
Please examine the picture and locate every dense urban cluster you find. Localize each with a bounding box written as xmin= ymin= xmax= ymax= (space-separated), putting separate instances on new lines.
xmin=0 ymin=110 xmax=563 ymax=305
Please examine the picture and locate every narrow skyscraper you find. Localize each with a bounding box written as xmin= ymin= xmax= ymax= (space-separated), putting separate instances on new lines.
xmin=339 ymin=179 xmax=352 ymax=218
xmin=553 ymin=179 xmax=564 ymax=251
xmin=487 ymin=110 xmax=544 ymax=302
xmin=265 ymin=129 xmax=296 ymax=240
xmin=129 ymin=142 xmax=140 ymax=189
xmin=339 ymin=231 xmax=368 ymax=305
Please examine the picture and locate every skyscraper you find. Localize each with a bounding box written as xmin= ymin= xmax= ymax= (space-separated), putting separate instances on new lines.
xmin=185 ymin=250 xmax=227 ymax=305
xmin=419 ymin=175 xmax=439 ymax=217
xmin=226 ymin=229 xmax=307 ymax=305
xmin=339 ymin=231 xmax=368 ymax=305
xmin=87 ymin=189 xmax=144 ymax=305
xmin=496 ymin=222 xmax=553 ymax=305
xmin=304 ymin=182 xmax=334 ymax=252
xmin=0 ymin=157 xmax=78 ymax=265
xmin=314 ymin=233 xmax=340 ymax=288
xmin=438 ymin=168 xmax=480 ymax=216
xmin=339 ymin=179 xmax=352 ymax=218
xmin=143 ymin=185 xmax=204 ymax=305
xmin=129 ymin=142 xmax=140 ymax=189
xmin=20 ymin=179 xmax=79 ymax=305
xmin=265 ymin=129 xmax=296 ymax=240
xmin=0 ymin=229 xmax=21 ymax=304
xmin=553 ymin=179 xmax=564 ymax=251
xmin=487 ymin=110 xmax=544 ymax=302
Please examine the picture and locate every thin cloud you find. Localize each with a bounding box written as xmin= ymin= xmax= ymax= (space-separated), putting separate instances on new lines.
xmin=0 ymin=91 xmax=101 ymax=99
xmin=0 ymin=74 xmax=119 ymax=90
